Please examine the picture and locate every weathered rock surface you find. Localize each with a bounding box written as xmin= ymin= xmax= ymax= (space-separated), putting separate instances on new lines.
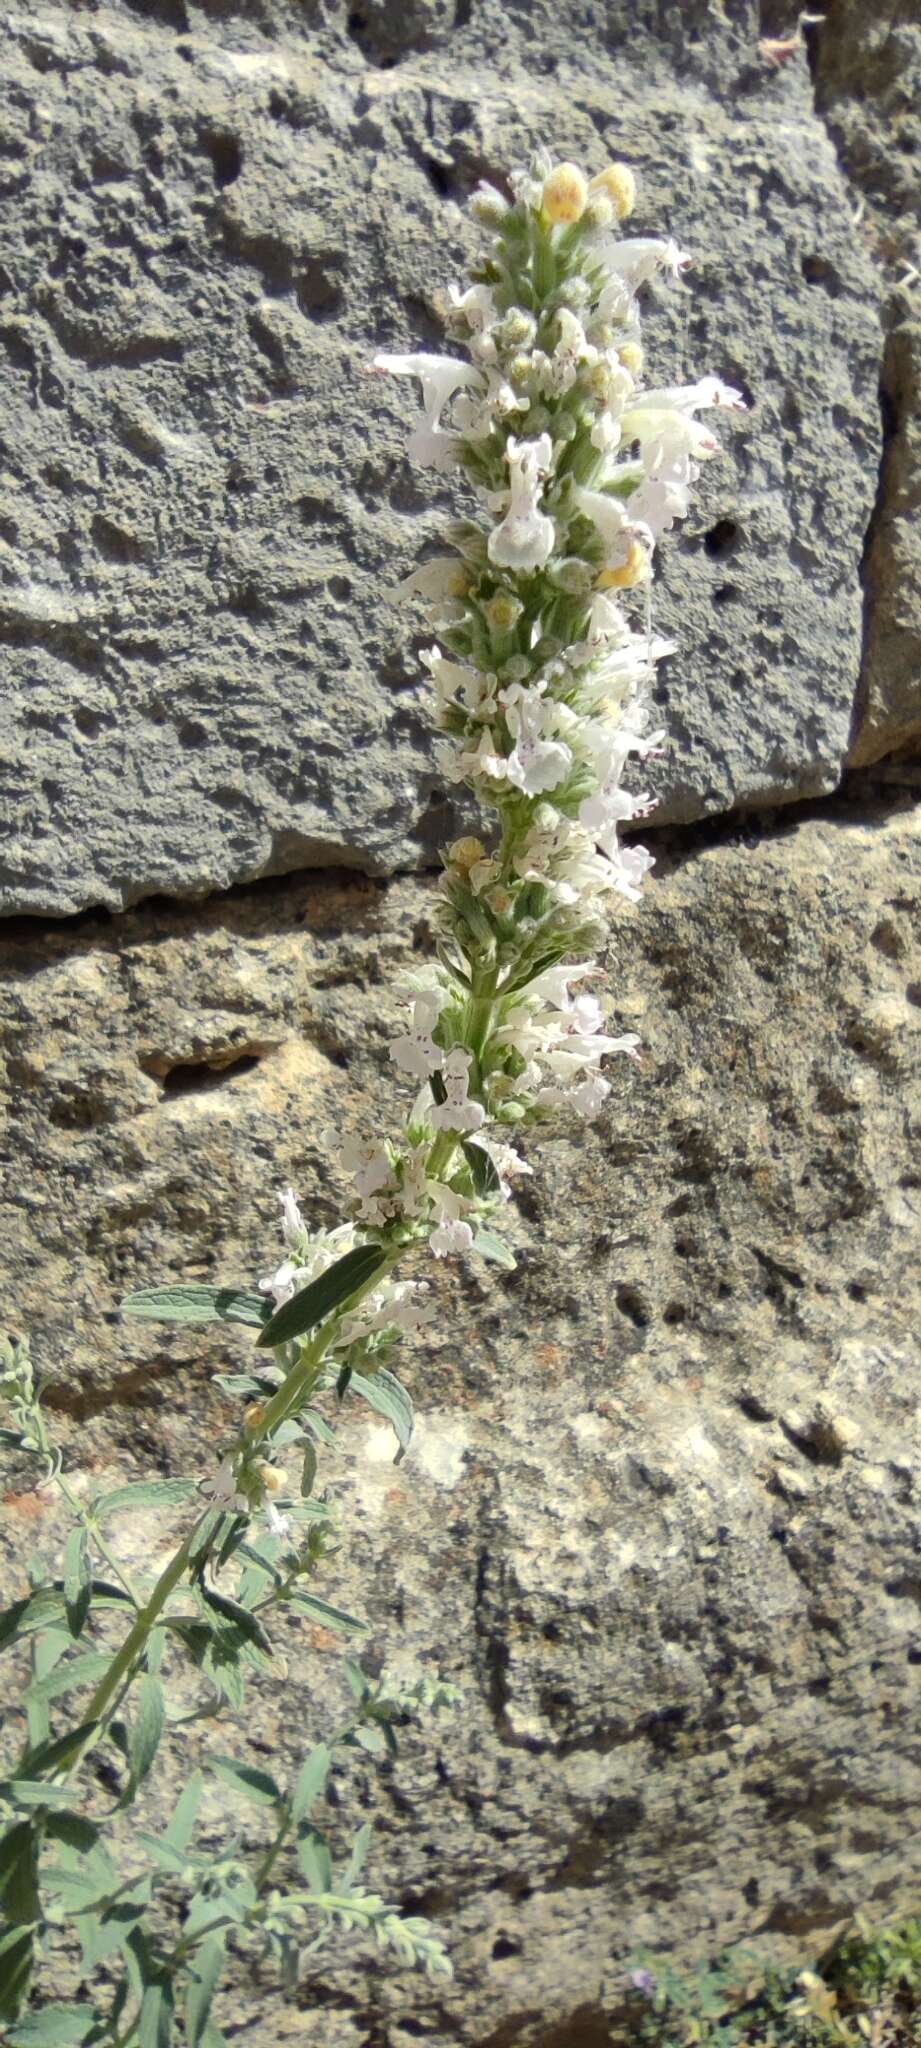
xmin=0 ymin=0 xmax=888 ymax=915
xmin=809 ymin=0 xmax=921 ymax=770
xmin=2 ymin=783 xmax=919 ymax=2043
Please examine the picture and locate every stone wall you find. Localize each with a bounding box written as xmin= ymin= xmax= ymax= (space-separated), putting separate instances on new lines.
xmin=1 ymin=3 xmax=920 ymax=2043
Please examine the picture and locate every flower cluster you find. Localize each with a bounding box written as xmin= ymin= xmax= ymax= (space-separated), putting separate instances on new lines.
xmin=279 ymin=151 xmax=742 ymax=1272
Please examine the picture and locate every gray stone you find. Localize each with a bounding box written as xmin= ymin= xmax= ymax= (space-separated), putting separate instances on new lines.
xmin=2 ymin=779 xmax=919 ymax=2043
xmin=809 ymin=0 xmax=921 ymax=768
xmin=0 ymin=0 xmax=883 ymax=915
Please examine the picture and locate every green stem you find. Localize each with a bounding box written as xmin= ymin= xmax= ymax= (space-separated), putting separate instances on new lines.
xmin=51 ymin=1511 xmax=213 ymax=1783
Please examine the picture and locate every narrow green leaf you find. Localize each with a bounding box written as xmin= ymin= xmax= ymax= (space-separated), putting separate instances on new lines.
xmin=94 ymin=1478 xmax=199 ymax=1521
xmin=256 ymin=1245 xmax=387 ymax=1349
xmin=281 ymin=1589 xmax=367 ymax=1637
xmin=79 ymin=1883 xmax=152 ymax=1972
xmin=0 ymin=1428 xmax=37 ymax=1451
xmin=300 ymin=1437 xmax=317 ymax=1498
xmin=303 ymin=1407 xmax=336 ymax=1448
xmin=291 ymin=1743 xmax=331 ymax=1825
xmin=26 ymin=1650 xmax=112 ymax=1703
xmin=295 ymin=1826 xmax=332 ymax=1893
xmin=163 ymin=1770 xmax=204 ymax=1855
xmin=0 ymin=1821 xmax=40 ymax=1924
xmin=0 ymin=1780 xmax=84 ymax=1809
xmin=62 ymin=1527 xmax=91 ymax=1637
xmin=0 ymin=1589 xmax=67 ymax=1653
xmin=120 ymin=1284 xmax=269 ymax=1329
xmin=197 ymin=1584 xmax=273 ymax=1655
xmin=184 ymin=1934 xmax=226 ymax=2048
xmin=138 ymin=1975 xmax=174 ymax=2048
xmin=7 ymin=2004 xmax=98 ymax=2045
xmin=0 ymin=1925 xmax=36 ymax=2025
xmin=348 ymin=1369 xmax=414 ymax=1462
xmin=127 ymin=1675 xmax=165 ymax=1792
xmin=353 ymin=1724 xmax=388 ymax=1759
xmin=462 ymin=1136 xmax=502 ymax=1197
xmin=343 ymin=1819 xmax=372 ymax=1889
xmin=473 ymin=1228 xmax=517 ymax=1270
xmin=205 ymin=1752 xmax=282 ymax=1808
xmin=16 ymin=1719 xmax=100 ymax=1779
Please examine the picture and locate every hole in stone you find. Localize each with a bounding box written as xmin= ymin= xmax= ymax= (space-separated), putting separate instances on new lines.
xmin=704 ymin=518 xmax=740 ymax=559
xmin=616 ymin=1286 xmax=649 ymax=1328
xmin=203 ymin=131 xmax=242 ymax=188
xmin=801 ymin=253 xmax=841 ymax=295
xmin=492 ymin=1935 xmax=521 ymax=1960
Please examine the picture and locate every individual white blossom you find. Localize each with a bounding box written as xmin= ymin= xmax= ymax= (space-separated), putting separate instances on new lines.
xmin=429 ymin=1049 xmax=486 ymax=1133
xmin=389 ymin=994 xmax=445 ymax=1080
xmin=487 ymin=434 xmax=555 ymax=571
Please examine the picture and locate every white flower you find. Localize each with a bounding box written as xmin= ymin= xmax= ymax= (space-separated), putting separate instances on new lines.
xmin=259 ymin=1258 xmax=307 ymax=1309
xmin=371 ymin=351 xmax=484 ymax=471
xmin=596 ymin=236 xmax=693 ymax=287
xmin=487 ymin=434 xmax=555 ymax=571
xmin=607 ymin=841 xmax=656 ymax=902
xmin=429 ymin=1049 xmax=486 ymax=1132
xmin=202 ymin=1456 xmax=249 ymax=1515
xmin=280 ymin=1187 xmax=304 ymax=1246
xmin=501 ymin=684 xmax=573 ymax=795
xmin=626 ymin=450 xmax=697 ymax=537
xmin=265 ymin=1498 xmax=294 ymax=1542
xmin=629 ymin=376 xmax=746 ymax=414
xmin=573 ymin=485 xmax=632 ymax=564
xmin=339 ymin=1136 xmax=396 ymax=1220
xmin=389 ymin=994 xmax=445 ymax=1080
xmin=430 ymin=1216 xmax=475 ymax=1258
xmin=620 ymin=405 xmax=720 ymax=464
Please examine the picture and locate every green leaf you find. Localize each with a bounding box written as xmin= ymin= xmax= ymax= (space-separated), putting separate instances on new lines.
xmin=0 ymin=1925 xmax=36 ymax=2025
xmin=184 ymin=1934 xmax=226 ymax=2048
xmin=79 ymin=1882 xmax=153 ymax=1972
xmin=348 ymin=1369 xmax=414 ymax=1463
xmin=0 ymin=1780 xmax=84 ymax=1809
xmin=256 ymin=1245 xmax=387 ymax=1350
xmin=353 ymin=1724 xmax=388 ymax=1759
xmin=94 ymin=1478 xmax=199 ymax=1520
xmin=138 ymin=1975 xmax=174 ymax=2048
xmin=205 ymin=1752 xmax=282 ymax=1808
xmin=343 ymin=1820 xmax=372 ymax=1890
xmin=0 ymin=1820 xmax=40 ymax=1924
xmin=462 ymin=1136 xmax=502 ymax=1197
xmin=196 ymin=1584 xmax=273 ymax=1656
xmin=25 ymin=1650 xmax=112 ymax=1703
xmin=126 ymin=1674 xmax=165 ymax=1794
xmin=6 ymin=2004 xmax=98 ymax=2045
xmin=16 ymin=1719 xmax=100 ymax=1779
xmin=0 ymin=1589 xmax=67 ymax=1653
xmin=120 ymin=1284 xmax=270 ymax=1329
xmin=281 ymin=1589 xmax=367 ymax=1637
xmin=473 ymin=1228 xmax=517 ymax=1270
xmin=295 ymin=1826 xmax=332 ymax=1893
xmin=291 ymin=1743 xmax=331 ymax=1825
xmin=300 ymin=1438 xmax=318 ymax=1499
xmin=62 ymin=1527 xmax=91 ymax=1638
xmin=163 ymin=1770 xmax=204 ymax=1855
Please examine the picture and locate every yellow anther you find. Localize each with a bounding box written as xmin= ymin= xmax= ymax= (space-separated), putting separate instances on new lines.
xmin=590 ymin=163 xmax=636 ymax=220
xmin=596 ymin=540 xmax=648 ymax=589
xmin=618 ymin=340 xmax=644 ymax=376
xmin=541 ymin=163 xmax=588 ymax=226
xmin=448 ymin=836 xmax=487 ymax=871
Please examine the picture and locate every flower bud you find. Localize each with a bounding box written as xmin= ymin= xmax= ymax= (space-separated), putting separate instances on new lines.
xmin=244 ymin=1402 xmax=267 ymax=1429
xmin=470 ymin=182 xmax=510 ymax=226
xmin=590 ymin=162 xmax=636 ymax=220
xmin=618 ymin=340 xmax=644 ymax=376
xmin=585 ymin=195 xmax=614 ymax=229
xmin=484 ymin=591 xmax=524 ymax=633
xmin=254 ymin=1458 xmax=288 ymax=1494
xmin=495 ymin=308 xmax=537 ymax=349
xmin=541 ymin=163 xmax=588 ymax=226
xmin=597 ymin=539 xmax=649 ymax=589
xmin=550 ymin=557 xmax=595 ymax=594
xmin=448 ymin=836 xmax=487 ymax=872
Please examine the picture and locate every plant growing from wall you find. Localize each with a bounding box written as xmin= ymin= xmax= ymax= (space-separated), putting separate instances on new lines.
xmin=0 ymin=148 xmax=742 ymax=2044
